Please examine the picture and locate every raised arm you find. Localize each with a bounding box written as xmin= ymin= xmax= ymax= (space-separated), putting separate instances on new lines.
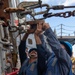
xmin=34 ymin=22 xmax=47 ymax=75
xmin=43 ymin=23 xmax=71 ymax=67
xmin=19 ymin=26 xmax=35 ymax=65
xmin=18 ymin=33 xmax=29 ymax=65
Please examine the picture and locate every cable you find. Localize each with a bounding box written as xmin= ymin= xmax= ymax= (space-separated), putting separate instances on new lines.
xmin=57 ymin=31 xmax=75 ymax=34
xmin=51 ymin=23 xmax=75 ymax=36
xmin=52 ymin=23 xmax=75 ymax=28
xmin=51 ymin=24 xmax=60 ymax=28
xmin=62 ymin=28 xmax=74 ymax=31
xmin=61 ymin=32 xmax=69 ymax=34
xmin=57 ymin=32 xmax=69 ymax=34
xmin=57 ymin=32 xmax=61 ymax=34
xmin=56 ymin=28 xmax=61 ymax=30
xmin=62 ymin=24 xmax=75 ymax=27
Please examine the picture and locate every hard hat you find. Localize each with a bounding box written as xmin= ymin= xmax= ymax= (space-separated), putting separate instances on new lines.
xmin=60 ymin=41 xmax=72 ymax=57
xmin=29 ymin=48 xmax=38 ymax=53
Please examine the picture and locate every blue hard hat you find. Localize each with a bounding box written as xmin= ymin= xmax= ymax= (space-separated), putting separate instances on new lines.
xmin=60 ymin=41 xmax=72 ymax=57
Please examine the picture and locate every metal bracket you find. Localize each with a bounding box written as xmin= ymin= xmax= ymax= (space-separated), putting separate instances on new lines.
xmin=17 ymin=1 xmax=50 ymax=19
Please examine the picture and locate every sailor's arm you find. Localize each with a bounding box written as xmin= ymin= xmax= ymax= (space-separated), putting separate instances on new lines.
xmin=19 ymin=33 xmax=29 ymax=65
xmin=43 ymin=23 xmax=71 ymax=66
xmin=19 ymin=27 xmax=35 ymax=65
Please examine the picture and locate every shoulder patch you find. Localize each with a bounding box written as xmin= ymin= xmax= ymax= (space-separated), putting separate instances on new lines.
xmin=51 ymin=57 xmax=57 ymax=66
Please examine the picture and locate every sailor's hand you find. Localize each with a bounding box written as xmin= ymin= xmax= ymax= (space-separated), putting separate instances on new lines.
xmin=26 ymin=25 xmax=35 ymax=34
xmin=43 ymin=23 xmax=50 ymax=30
xmin=35 ymin=21 xmax=43 ymax=35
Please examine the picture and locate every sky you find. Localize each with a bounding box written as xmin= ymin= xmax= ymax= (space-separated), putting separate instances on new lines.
xmin=19 ymin=0 xmax=75 ymax=57
xmin=19 ymin=0 xmax=75 ymax=36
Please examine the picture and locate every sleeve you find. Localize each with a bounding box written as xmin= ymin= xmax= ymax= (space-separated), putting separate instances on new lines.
xmin=44 ymin=27 xmax=72 ymax=68
xmin=36 ymin=44 xmax=47 ymax=75
xmin=36 ymin=35 xmax=54 ymax=75
xmin=18 ymin=40 xmax=27 ymax=65
xmin=39 ymin=34 xmax=54 ymax=59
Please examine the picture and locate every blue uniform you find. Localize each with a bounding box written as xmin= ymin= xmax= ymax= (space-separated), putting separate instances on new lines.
xmin=18 ymin=58 xmax=38 ymax=75
xmin=18 ymin=40 xmax=46 ymax=75
xmin=40 ymin=28 xmax=73 ymax=75
xmin=18 ymin=27 xmax=73 ymax=75
xmin=18 ymin=40 xmax=27 ymax=65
